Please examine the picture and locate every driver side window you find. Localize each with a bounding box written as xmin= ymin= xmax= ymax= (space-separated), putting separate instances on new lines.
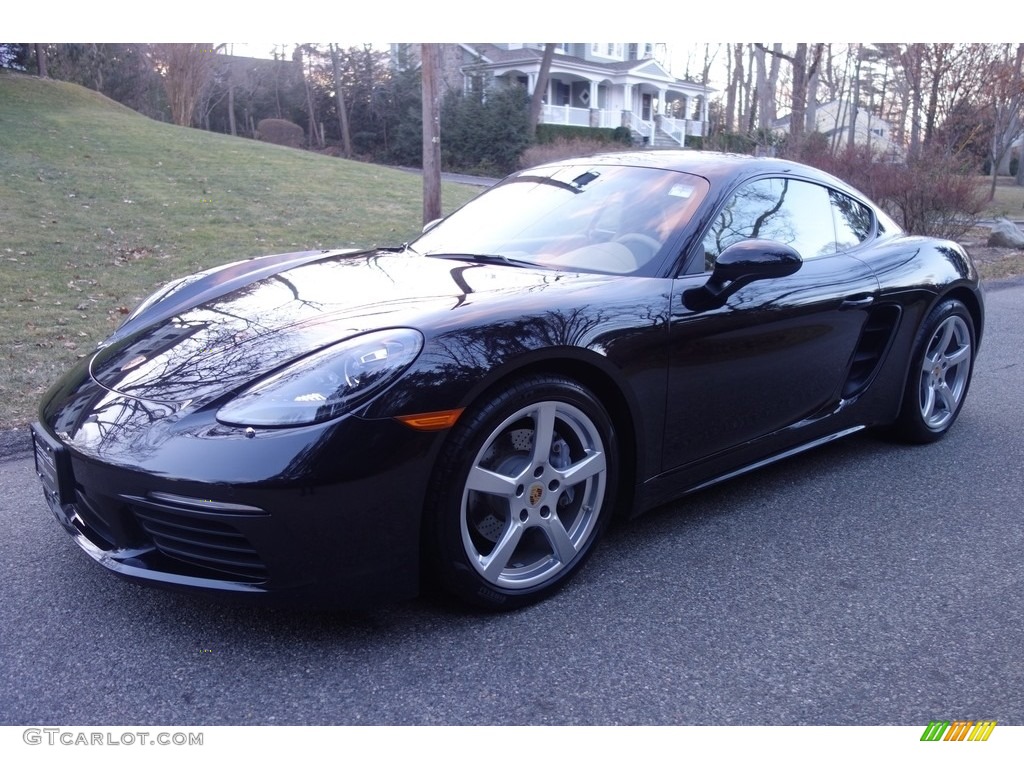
xmin=701 ymin=178 xmax=838 ymax=271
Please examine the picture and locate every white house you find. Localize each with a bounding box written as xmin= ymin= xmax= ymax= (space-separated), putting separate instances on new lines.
xmin=403 ymin=43 xmax=714 ymax=146
xmin=774 ymin=99 xmax=901 ymax=160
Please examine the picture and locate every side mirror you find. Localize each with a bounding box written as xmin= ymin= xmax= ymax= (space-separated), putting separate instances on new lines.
xmin=422 ymin=217 xmax=444 ymax=234
xmin=684 ymin=239 xmax=802 ymax=310
xmin=712 ymin=239 xmax=803 ymax=283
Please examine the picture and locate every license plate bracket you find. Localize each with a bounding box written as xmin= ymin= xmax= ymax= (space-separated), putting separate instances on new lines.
xmin=31 ymin=424 xmax=75 ymax=506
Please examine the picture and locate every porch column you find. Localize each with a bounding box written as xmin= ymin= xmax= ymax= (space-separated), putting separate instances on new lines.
xmin=657 ymin=88 xmax=666 ymax=115
xmin=588 ymin=80 xmax=600 ymax=127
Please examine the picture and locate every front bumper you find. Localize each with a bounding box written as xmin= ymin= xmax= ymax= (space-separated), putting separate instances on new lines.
xmin=30 ymin=417 xmax=434 ymax=608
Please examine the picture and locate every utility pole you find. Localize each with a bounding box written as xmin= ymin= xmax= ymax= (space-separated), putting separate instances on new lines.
xmin=421 ymin=44 xmax=442 ymax=225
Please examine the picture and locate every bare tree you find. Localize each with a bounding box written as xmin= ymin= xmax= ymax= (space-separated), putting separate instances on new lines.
xmin=35 ymin=44 xmax=48 ymax=78
xmin=528 ymin=44 xmax=557 ymax=137
xmin=757 ymin=44 xmax=823 ymax=150
xmin=724 ymin=43 xmax=744 ymax=133
xmin=753 ymin=43 xmax=781 ymax=144
xmin=847 ymin=46 xmax=863 ymax=151
xmin=789 ymin=44 xmax=824 ymax=148
xmin=295 ymin=44 xmax=325 ymax=148
xmin=329 ymin=44 xmax=353 ymax=158
xmin=152 ymin=44 xmax=215 ymax=127
xmin=986 ymin=44 xmax=1024 ymax=199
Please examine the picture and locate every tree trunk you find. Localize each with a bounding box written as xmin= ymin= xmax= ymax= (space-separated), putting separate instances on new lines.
xmin=743 ymin=45 xmax=755 ymax=132
xmin=299 ymin=47 xmax=323 ymax=149
xmin=848 ymin=47 xmax=862 ymax=150
xmin=906 ymin=45 xmax=923 ymax=158
xmin=330 ymin=43 xmax=353 ymax=158
xmin=768 ymin=44 xmax=781 ymax=124
xmin=35 ymin=44 xmax=48 ymax=78
xmin=753 ymin=44 xmax=784 ymax=149
xmin=528 ymin=44 xmax=556 ymax=137
xmin=421 ymin=44 xmax=442 ymax=225
xmin=725 ymin=44 xmax=744 ymax=134
xmin=789 ymin=44 xmax=808 ymax=147
xmin=227 ymin=81 xmax=237 ymax=136
xmin=805 ymin=65 xmax=819 ymax=135
xmin=923 ymin=44 xmax=951 ymax=149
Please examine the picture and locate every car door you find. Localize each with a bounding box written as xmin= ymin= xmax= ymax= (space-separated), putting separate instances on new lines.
xmin=661 ymin=176 xmax=880 ymax=473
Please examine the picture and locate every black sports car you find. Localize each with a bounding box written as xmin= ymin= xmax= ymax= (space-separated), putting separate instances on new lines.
xmin=32 ymin=151 xmax=983 ymax=610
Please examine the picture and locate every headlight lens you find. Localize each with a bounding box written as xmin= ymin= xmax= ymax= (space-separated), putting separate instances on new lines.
xmin=216 ymin=328 xmax=423 ymax=427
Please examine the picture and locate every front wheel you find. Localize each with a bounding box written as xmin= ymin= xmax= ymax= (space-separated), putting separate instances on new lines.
xmin=426 ymin=376 xmax=617 ymax=610
xmin=893 ymin=298 xmax=976 ymax=443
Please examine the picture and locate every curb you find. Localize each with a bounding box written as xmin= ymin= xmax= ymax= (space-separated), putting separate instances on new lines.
xmin=0 ymin=427 xmax=32 ymax=462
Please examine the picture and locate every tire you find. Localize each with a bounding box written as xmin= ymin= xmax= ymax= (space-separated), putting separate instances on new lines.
xmin=893 ymin=298 xmax=976 ymax=444
xmin=426 ymin=375 xmax=617 ymax=610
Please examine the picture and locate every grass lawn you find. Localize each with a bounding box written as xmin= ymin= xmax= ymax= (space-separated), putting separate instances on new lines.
xmin=979 ymin=175 xmax=1024 ymax=218
xmin=0 ymin=73 xmax=480 ymax=428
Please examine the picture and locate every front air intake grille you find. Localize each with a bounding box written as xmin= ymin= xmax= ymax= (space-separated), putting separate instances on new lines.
xmin=127 ymin=499 xmax=268 ymax=583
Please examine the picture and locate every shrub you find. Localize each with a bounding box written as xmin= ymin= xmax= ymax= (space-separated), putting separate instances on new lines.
xmin=703 ymin=131 xmax=758 ymax=155
xmin=519 ymin=137 xmax=629 ymax=168
xmin=256 ymin=118 xmax=305 ymax=149
xmin=535 ymin=124 xmax=629 ymax=145
xmin=798 ymin=144 xmax=985 ymax=240
xmin=441 ymin=86 xmax=531 ymax=176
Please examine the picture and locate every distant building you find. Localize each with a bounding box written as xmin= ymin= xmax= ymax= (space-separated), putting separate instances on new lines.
xmin=393 ymin=43 xmax=714 ymax=147
xmin=775 ymin=99 xmax=901 ymax=160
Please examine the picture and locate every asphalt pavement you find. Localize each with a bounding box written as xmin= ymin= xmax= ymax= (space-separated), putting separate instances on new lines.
xmin=1 ymin=278 xmax=1022 ymax=726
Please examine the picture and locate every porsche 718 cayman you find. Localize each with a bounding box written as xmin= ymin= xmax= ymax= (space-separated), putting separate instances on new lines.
xmin=32 ymin=151 xmax=983 ymax=609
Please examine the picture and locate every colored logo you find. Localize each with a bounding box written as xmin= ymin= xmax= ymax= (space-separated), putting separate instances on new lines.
xmin=920 ymin=720 xmax=996 ymax=742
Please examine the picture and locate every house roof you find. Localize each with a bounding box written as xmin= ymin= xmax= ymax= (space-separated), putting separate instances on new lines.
xmin=464 ymin=44 xmax=710 ymax=92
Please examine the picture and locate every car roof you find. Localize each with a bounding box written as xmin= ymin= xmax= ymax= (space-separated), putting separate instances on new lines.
xmin=529 ymin=150 xmax=860 ymax=197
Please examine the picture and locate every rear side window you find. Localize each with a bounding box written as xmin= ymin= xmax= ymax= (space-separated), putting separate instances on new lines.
xmin=830 ymin=189 xmax=874 ymax=251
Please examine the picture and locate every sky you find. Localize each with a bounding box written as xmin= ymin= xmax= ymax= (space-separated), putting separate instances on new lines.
xmin=5 ymin=3 xmax=1012 ymax=103
xmin=8 ymin=1 xmax=1009 ymax=49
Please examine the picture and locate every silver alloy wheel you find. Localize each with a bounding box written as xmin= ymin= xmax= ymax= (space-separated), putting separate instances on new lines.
xmin=460 ymin=400 xmax=607 ymax=590
xmin=918 ymin=314 xmax=972 ymax=430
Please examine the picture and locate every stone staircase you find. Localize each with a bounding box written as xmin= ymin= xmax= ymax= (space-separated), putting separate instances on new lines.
xmin=632 ymin=127 xmax=686 ymax=149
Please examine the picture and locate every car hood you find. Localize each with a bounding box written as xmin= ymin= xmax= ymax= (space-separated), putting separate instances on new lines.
xmin=86 ymin=248 xmax=601 ymax=407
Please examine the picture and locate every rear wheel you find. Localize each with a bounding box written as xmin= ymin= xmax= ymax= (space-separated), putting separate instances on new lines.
xmin=893 ymin=298 xmax=975 ymax=443
xmin=426 ymin=375 xmax=617 ymax=610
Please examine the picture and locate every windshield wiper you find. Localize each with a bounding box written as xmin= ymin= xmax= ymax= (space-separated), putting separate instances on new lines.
xmin=424 ymin=252 xmax=534 ymax=268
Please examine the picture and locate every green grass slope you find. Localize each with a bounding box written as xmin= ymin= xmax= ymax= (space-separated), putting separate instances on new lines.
xmin=0 ymin=72 xmax=481 ymax=428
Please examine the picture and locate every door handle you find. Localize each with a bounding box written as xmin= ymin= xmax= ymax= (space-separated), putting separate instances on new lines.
xmin=840 ymin=295 xmax=874 ymax=309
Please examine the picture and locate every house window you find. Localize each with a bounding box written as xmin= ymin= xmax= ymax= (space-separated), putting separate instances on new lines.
xmin=464 ymin=74 xmax=484 ymax=100
xmin=555 ymin=81 xmax=571 ymax=106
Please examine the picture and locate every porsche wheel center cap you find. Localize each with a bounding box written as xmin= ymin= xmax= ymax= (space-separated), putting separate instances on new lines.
xmin=529 ymin=484 xmax=544 ymax=506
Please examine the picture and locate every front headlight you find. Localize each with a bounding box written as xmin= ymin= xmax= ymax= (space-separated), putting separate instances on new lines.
xmin=216 ymin=328 xmax=423 ymax=427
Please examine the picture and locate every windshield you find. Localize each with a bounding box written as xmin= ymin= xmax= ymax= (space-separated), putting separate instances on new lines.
xmin=411 ymin=163 xmax=710 ymax=275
